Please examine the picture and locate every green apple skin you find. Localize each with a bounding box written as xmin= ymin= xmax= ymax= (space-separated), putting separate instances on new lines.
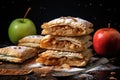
xmin=8 ymin=18 xmax=37 ymax=44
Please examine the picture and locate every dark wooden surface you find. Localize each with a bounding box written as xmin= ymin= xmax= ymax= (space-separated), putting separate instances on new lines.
xmin=0 ymin=54 xmax=119 ymax=80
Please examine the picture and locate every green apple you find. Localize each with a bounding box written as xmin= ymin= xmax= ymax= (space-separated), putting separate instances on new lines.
xmin=8 ymin=18 xmax=37 ymax=44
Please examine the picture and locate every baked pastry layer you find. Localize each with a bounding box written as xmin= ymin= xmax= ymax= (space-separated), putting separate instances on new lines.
xmin=0 ymin=46 xmax=38 ymax=63
xmin=41 ymin=16 xmax=94 ymax=36
xmin=18 ymin=43 xmax=40 ymax=48
xmin=40 ymin=35 xmax=92 ymax=52
xmin=36 ymin=49 xmax=93 ymax=67
xmin=18 ymin=35 xmax=44 ymax=48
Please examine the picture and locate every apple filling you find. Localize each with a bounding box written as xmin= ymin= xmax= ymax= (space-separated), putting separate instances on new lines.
xmin=36 ymin=49 xmax=93 ymax=67
xmin=40 ymin=38 xmax=83 ymax=52
xmin=37 ymin=56 xmax=87 ymax=67
xmin=42 ymin=25 xmax=85 ymax=36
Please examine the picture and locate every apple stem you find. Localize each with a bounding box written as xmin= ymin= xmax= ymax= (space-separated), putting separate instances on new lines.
xmin=108 ymin=23 xmax=110 ymax=28
xmin=23 ymin=7 xmax=31 ymax=22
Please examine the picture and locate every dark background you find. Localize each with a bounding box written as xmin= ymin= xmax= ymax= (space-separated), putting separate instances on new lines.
xmin=0 ymin=0 xmax=120 ymax=44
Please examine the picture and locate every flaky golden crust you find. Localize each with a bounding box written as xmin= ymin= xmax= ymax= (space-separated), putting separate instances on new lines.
xmin=41 ymin=16 xmax=94 ymax=36
xmin=36 ymin=49 xmax=93 ymax=67
xmin=18 ymin=35 xmax=44 ymax=48
xmin=41 ymin=16 xmax=93 ymax=29
xmin=0 ymin=46 xmax=38 ymax=63
xmin=40 ymin=35 xmax=92 ymax=52
xmin=18 ymin=43 xmax=40 ymax=48
xmin=18 ymin=35 xmax=44 ymax=43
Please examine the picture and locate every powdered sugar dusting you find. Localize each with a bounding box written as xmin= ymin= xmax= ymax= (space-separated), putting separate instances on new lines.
xmin=22 ymin=35 xmax=43 ymax=39
xmin=8 ymin=46 xmax=30 ymax=53
xmin=47 ymin=16 xmax=93 ymax=28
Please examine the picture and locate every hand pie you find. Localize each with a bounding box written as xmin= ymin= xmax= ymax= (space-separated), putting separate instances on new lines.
xmin=18 ymin=35 xmax=44 ymax=48
xmin=41 ymin=16 xmax=94 ymax=36
xmin=36 ymin=49 xmax=93 ymax=67
xmin=40 ymin=35 xmax=92 ymax=52
xmin=0 ymin=46 xmax=38 ymax=63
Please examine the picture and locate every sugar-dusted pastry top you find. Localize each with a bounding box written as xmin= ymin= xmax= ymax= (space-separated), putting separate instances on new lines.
xmin=18 ymin=35 xmax=44 ymax=43
xmin=0 ymin=46 xmax=37 ymax=58
xmin=41 ymin=16 xmax=93 ymax=29
xmin=41 ymin=16 xmax=94 ymax=36
xmin=18 ymin=35 xmax=44 ymax=48
xmin=0 ymin=46 xmax=38 ymax=63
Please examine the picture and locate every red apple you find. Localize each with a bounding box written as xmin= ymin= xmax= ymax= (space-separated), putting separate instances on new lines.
xmin=93 ymin=28 xmax=120 ymax=57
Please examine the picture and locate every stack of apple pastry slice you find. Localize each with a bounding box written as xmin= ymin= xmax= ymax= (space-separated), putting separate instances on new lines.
xmin=36 ymin=16 xmax=94 ymax=68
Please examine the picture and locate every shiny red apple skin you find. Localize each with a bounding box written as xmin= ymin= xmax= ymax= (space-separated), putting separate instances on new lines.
xmin=93 ymin=28 xmax=120 ymax=57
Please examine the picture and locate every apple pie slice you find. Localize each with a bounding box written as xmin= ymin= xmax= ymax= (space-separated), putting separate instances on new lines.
xmin=0 ymin=46 xmax=38 ymax=63
xmin=40 ymin=35 xmax=92 ymax=52
xmin=41 ymin=16 xmax=94 ymax=36
xmin=36 ymin=49 xmax=93 ymax=67
xmin=18 ymin=35 xmax=44 ymax=48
